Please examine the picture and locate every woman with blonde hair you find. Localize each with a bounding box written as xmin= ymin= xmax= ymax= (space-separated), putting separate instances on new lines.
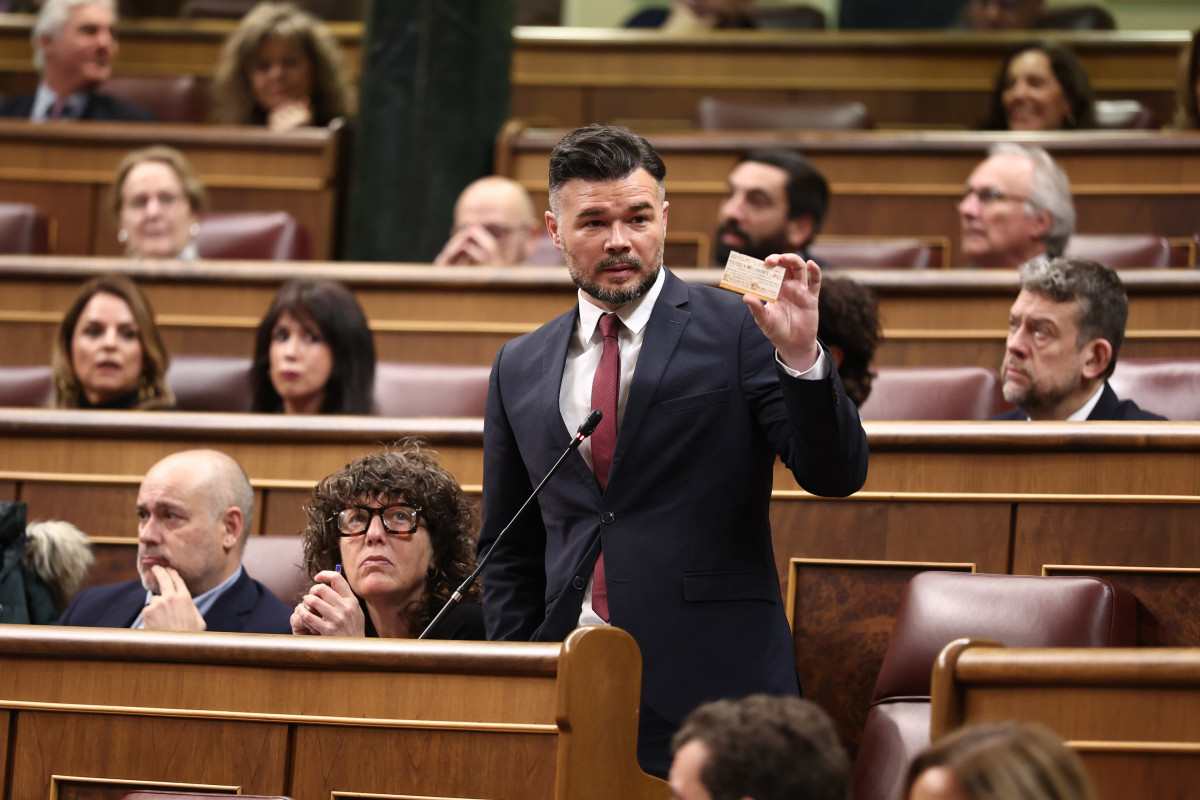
xmin=109 ymin=145 xmax=208 ymax=260
xmin=905 ymin=721 xmax=1097 ymax=800
xmin=51 ymin=275 xmax=174 ymax=410
xmin=213 ymin=1 xmax=354 ymax=131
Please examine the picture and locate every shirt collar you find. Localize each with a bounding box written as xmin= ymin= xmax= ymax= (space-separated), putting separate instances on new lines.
xmin=33 ymin=81 xmax=88 ymax=121
xmin=575 ymin=265 xmax=668 ymax=341
xmin=1066 ymin=382 xmax=1106 ymax=421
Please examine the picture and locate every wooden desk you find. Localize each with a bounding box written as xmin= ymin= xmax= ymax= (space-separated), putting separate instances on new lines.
xmin=498 ymin=126 xmax=1200 ymax=267
xmin=0 ymin=624 xmax=667 ymax=800
xmin=2 ymin=258 xmax=1199 ymax=368
xmin=511 ymin=28 xmax=1185 ymax=130
xmin=0 ymin=21 xmax=1182 ymax=129
xmin=0 ymin=121 xmax=342 ymax=258
xmin=931 ymin=642 xmax=1200 ymax=800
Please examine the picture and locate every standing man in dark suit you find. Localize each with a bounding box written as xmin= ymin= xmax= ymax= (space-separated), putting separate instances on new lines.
xmin=59 ymin=449 xmax=292 ymax=633
xmin=993 ymin=257 xmax=1166 ymax=420
xmin=0 ymin=0 xmax=154 ymax=122
xmin=480 ymin=124 xmax=869 ymax=777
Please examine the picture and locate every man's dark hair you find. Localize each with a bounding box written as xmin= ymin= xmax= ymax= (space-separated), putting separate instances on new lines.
xmin=548 ymin=124 xmax=666 ymax=214
xmin=818 ymin=277 xmax=881 ymax=407
xmin=1019 ymin=257 xmax=1128 ymax=379
xmin=738 ymin=148 xmax=830 ymax=231
xmin=671 ymin=695 xmax=850 ymax=800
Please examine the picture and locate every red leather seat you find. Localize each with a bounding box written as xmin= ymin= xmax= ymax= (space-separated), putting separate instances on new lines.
xmin=810 ymin=237 xmax=944 ymax=269
xmin=167 ymin=356 xmax=253 ymax=412
xmin=242 ymin=536 xmax=310 ymax=605
xmin=851 ymin=572 xmax=1136 ymax=800
xmin=0 ymin=202 xmax=50 ymax=254
xmin=1094 ymin=99 xmax=1161 ymax=130
xmin=697 ymin=96 xmax=873 ymax=131
xmin=195 ymin=212 xmax=312 ymax=261
xmin=857 ymin=366 xmax=1007 ymax=421
xmin=1109 ymin=358 xmax=1200 ymax=421
xmin=102 ymin=75 xmax=209 ymax=123
xmin=372 ymin=362 xmax=491 ymax=417
xmin=0 ymin=364 xmax=53 ymax=407
xmin=1064 ymin=234 xmax=1173 ymax=268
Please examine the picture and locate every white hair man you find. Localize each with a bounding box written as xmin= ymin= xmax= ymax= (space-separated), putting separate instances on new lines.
xmin=958 ymin=143 xmax=1074 ymax=269
xmin=59 ymin=449 xmax=292 ymax=632
xmin=0 ymin=0 xmax=154 ymax=121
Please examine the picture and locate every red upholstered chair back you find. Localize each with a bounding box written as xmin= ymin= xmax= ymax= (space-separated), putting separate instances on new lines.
xmin=851 ymin=572 xmax=1136 ymax=800
xmin=809 ymin=237 xmax=944 ymax=269
xmin=102 ymin=75 xmax=209 ymax=123
xmin=195 ymin=212 xmax=311 ymax=261
xmin=1093 ymin=100 xmax=1161 ymax=130
xmin=697 ymin=96 xmax=873 ymax=131
xmin=1033 ymin=3 xmax=1115 ymax=29
xmin=0 ymin=364 xmax=53 ymax=407
xmin=372 ymin=362 xmax=491 ymax=417
xmin=0 ymin=202 xmax=50 ymax=254
xmin=243 ymin=536 xmax=310 ymax=605
xmin=1064 ymin=234 xmax=1173 ymax=267
xmin=745 ymin=3 xmax=826 ymax=28
xmin=857 ymin=366 xmax=1007 ymax=421
xmin=1109 ymin=358 xmax=1200 ymax=421
xmin=167 ymin=356 xmax=253 ymax=412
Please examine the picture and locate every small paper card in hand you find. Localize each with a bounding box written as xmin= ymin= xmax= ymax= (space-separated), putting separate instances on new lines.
xmin=719 ymin=251 xmax=784 ymax=302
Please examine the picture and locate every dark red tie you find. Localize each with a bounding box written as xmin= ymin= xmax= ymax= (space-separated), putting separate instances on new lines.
xmin=590 ymin=313 xmax=620 ymax=621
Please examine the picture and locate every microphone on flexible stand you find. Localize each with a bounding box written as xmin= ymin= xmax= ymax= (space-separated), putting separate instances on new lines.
xmin=418 ymin=409 xmax=603 ymax=639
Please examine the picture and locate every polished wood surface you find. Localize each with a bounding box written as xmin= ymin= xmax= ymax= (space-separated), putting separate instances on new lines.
xmin=931 ymin=642 xmax=1200 ymax=800
xmin=510 ymin=28 xmax=1185 ymax=130
xmin=0 ymin=122 xmax=341 ymax=258
xmin=0 ymin=22 xmax=1182 ymax=128
xmin=499 ymin=126 xmax=1200 ymax=267
xmin=2 ymin=258 xmax=1198 ymax=368
xmin=0 ymin=624 xmax=667 ymax=800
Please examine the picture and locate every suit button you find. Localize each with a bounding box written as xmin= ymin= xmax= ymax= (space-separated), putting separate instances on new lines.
xmin=601 ymin=511 xmax=615 ymax=524
xmin=573 ymin=576 xmax=585 ymax=590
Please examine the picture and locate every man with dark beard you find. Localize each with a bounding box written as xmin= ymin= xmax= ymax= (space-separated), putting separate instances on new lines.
xmin=713 ymin=149 xmax=829 ymax=266
xmin=480 ymin=124 xmax=868 ymax=779
xmin=992 ymin=258 xmax=1165 ymax=420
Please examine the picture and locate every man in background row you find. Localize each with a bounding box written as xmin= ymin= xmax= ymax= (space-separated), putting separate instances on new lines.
xmin=60 ymin=449 xmax=292 ymax=632
xmin=0 ymin=0 xmax=154 ymax=121
xmin=669 ymin=694 xmax=850 ymax=800
xmin=959 ymin=143 xmax=1074 ymax=269
xmin=433 ymin=176 xmax=541 ymax=267
xmin=714 ymin=148 xmax=829 ymax=267
xmin=993 ymin=257 xmax=1165 ymax=421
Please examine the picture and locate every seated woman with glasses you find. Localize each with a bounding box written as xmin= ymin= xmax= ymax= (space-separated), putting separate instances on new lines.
xmin=110 ymin=146 xmax=207 ymax=260
xmin=290 ymin=443 xmax=484 ymax=640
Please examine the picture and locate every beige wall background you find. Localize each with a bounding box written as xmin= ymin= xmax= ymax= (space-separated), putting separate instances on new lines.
xmin=563 ymin=1 xmax=1198 ymax=31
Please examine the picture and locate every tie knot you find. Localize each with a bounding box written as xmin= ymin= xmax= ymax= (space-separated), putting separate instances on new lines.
xmin=598 ymin=313 xmax=621 ymax=339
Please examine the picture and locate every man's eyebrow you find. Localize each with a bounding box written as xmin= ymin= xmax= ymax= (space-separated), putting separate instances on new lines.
xmin=574 ymin=201 xmax=655 ymax=220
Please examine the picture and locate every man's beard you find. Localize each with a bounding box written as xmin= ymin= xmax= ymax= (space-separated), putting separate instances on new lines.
xmin=565 ymin=246 xmax=663 ymax=307
xmin=712 ymin=219 xmax=795 ymax=265
xmin=1001 ymin=354 xmax=1075 ymax=415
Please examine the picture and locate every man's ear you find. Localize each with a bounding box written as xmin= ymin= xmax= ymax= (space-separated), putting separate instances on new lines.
xmin=221 ymin=508 xmax=243 ymax=553
xmin=1029 ymin=208 xmax=1053 ymax=241
xmin=1079 ymin=338 xmax=1113 ymax=381
xmin=545 ymin=210 xmax=562 ymax=251
xmin=786 ymin=215 xmax=815 ymax=252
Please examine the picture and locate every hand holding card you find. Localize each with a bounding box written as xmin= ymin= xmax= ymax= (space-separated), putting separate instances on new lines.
xmin=723 ymin=250 xmax=822 ymax=372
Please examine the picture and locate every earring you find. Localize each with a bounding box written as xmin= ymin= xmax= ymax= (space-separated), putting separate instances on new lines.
xmin=189 ymin=222 xmax=200 ymax=237
xmin=117 ymin=229 xmax=128 ymax=244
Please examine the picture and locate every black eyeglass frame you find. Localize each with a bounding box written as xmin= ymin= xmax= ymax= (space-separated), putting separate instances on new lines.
xmin=336 ymin=503 xmax=423 ymax=537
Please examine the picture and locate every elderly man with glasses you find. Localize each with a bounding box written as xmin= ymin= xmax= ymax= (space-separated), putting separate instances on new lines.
xmin=958 ymin=143 xmax=1075 ymax=269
